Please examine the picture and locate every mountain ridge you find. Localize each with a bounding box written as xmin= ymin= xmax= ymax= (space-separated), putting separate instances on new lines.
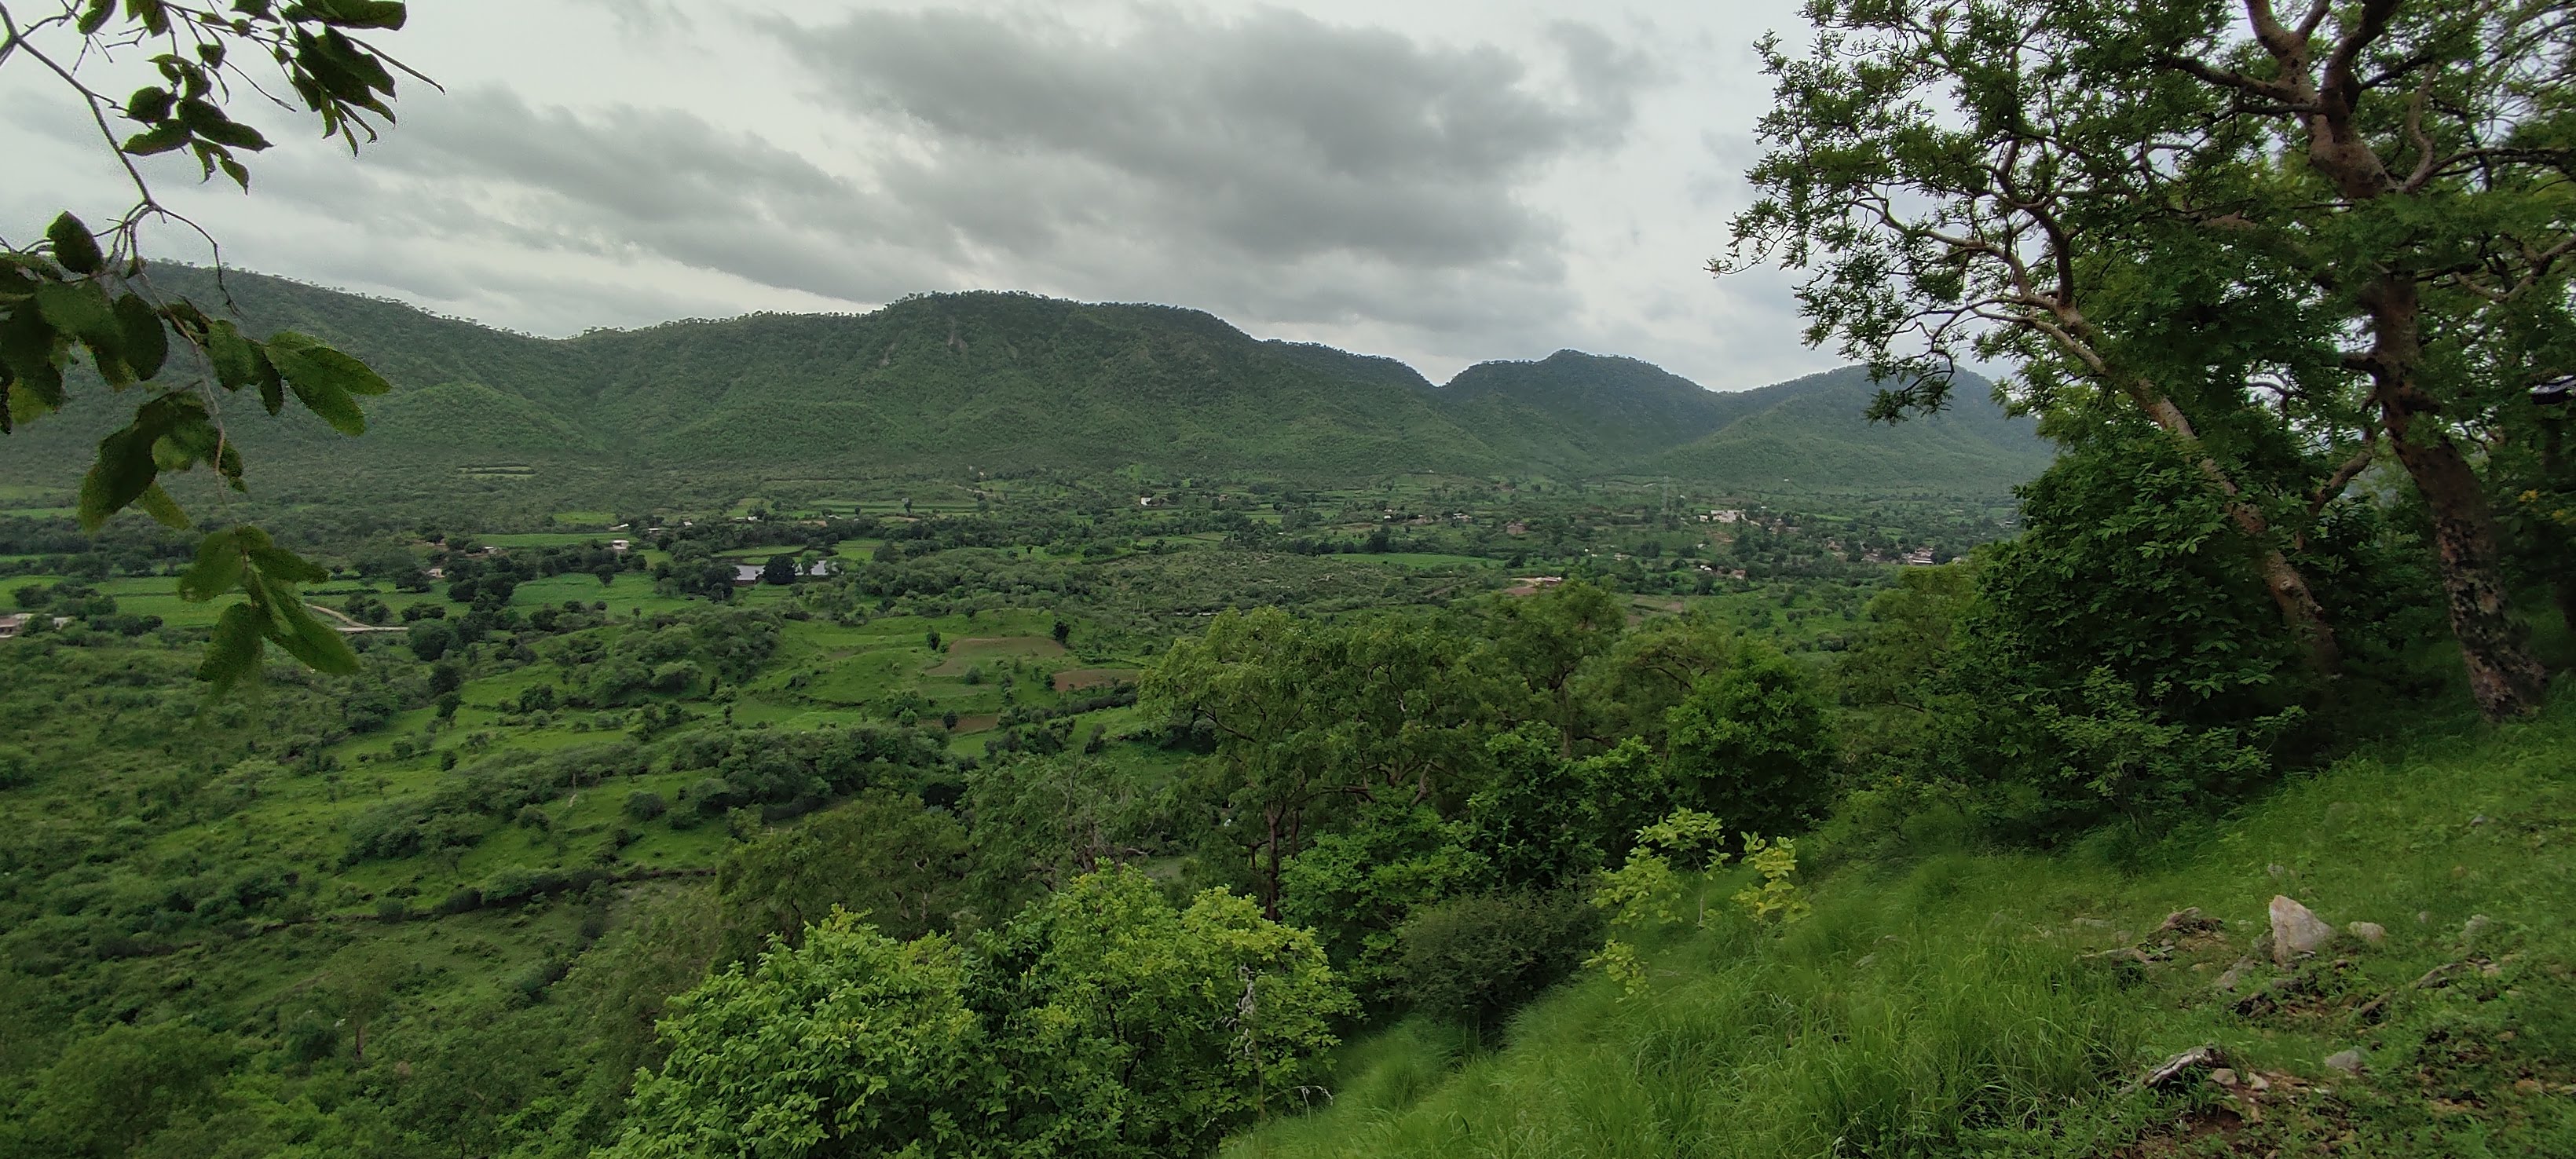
xmin=2 ymin=268 xmax=2051 ymax=492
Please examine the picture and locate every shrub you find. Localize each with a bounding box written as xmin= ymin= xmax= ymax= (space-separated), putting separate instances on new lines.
xmin=622 ymin=792 xmax=668 ymax=822
xmin=1393 ymin=890 xmax=1602 ymax=1037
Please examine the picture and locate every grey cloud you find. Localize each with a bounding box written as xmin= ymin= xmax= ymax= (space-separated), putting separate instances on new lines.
xmin=779 ymin=5 xmax=1649 ymax=302
xmin=280 ymin=87 xmax=954 ymax=305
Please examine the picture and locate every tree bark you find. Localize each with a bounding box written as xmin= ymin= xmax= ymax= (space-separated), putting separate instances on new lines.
xmin=2358 ymin=277 xmax=2549 ymax=719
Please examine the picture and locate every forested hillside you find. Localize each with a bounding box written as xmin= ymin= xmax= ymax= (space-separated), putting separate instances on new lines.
xmin=0 ymin=268 xmax=2047 ymax=494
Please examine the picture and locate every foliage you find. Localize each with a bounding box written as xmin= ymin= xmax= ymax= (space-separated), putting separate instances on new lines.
xmin=1278 ymin=803 xmax=1491 ymax=998
xmin=1234 ymin=695 xmax=2576 ymax=1159
xmin=607 ymin=916 xmax=991 ymax=1159
xmin=713 ymin=790 xmax=968 ymax=963
xmin=1725 ymin=0 xmax=2569 ymax=718
xmin=1662 ymin=642 xmax=1837 ymax=836
xmin=614 ymin=868 xmax=1352 ymax=1159
xmin=1729 ymin=832 xmax=1809 ymax=924
xmin=1390 ymin=888 xmax=1601 ymax=1039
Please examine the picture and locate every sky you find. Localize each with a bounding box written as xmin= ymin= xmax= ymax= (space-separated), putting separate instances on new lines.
xmin=1 ymin=0 xmax=1836 ymax=390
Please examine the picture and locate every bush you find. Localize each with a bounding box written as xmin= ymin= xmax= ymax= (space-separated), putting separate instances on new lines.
xmin=623 ymin=791 xmax=668 ymax=821
xmin=1393 ymin=890 xmax=1603 ymax=1037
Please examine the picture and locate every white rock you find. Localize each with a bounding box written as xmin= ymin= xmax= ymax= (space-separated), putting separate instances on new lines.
xmin=2324 ymin=1048 xmax=2365 ymax=1076
xmin=2270 ymin=896 xmax=2336 ymax=967
xmin=2348 ymin=921 xmax=2388 ymax=946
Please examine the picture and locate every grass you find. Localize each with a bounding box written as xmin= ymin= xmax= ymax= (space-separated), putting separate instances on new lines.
xmin=1225 ymin=695 xmax=2576 ymax=1158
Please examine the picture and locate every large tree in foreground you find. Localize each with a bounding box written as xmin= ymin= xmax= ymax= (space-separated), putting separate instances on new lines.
xmin=1727 ymin=0 xmax=2571 ymax=719
xmin=2 ymin=0 xmax=421 ymax=689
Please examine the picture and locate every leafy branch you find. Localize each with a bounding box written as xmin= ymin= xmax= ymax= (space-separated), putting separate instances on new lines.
xmin=1 ymin=0 xmax=427 ymax=690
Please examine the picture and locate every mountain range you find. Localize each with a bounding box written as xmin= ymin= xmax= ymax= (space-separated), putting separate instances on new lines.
xmin=5 ymin=268 xmax=2051 ymax=494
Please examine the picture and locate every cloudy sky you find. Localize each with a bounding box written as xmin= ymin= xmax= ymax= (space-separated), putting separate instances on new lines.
xmin=2 ymin=0 xmax=1833 ymax=389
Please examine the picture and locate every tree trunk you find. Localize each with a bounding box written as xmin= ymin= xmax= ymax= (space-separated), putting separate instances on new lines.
xmin=2358 ymin=280 xmax=2549 ymax=719
xmin=2382 ymin=403 xmax=2550 ymax=718
xmin=2138 ymin=392 xmax=2344 ymax=675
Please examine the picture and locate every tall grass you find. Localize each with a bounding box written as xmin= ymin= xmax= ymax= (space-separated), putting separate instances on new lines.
xmin=1228 ymin=696 xmax=2576 ymax=1157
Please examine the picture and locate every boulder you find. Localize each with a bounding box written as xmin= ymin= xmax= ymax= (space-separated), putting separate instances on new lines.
xmin=2324 ymin=1048 xmax=2365 ymax=1076
xmin=2269 ymin=896 xmax=2336 ymax=967
xmin=2348 ymin=921 xmax=2388 ymax=946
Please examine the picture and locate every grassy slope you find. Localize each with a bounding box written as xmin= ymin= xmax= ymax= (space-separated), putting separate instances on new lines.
xmin=1228 ymin=696 xmax=2576 ymax=1158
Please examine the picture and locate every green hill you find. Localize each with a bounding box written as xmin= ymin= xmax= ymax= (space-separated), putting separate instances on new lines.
xmin=2 ymin=269 xmax=2047 ymax=493
xmin=1433 ymin=349 xmax=1759 ymax=469
xmin=1636 ymin=367 xmax=2057 ymax=492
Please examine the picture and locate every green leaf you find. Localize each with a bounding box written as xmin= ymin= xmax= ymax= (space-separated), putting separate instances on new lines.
xmin=266 ymin=331 xmax=390 ymax=393
xmin=197 ymin=119 xmax=271 ymax=151
xmin=312 ymin=0 xmax=407 ymax=30
xmin=33 ymin=280 xmax=121 ymax=349
xmin=219 ymin=156 xmax=251 ymax=191
xmin=79 ymin=427 xmax=162 ymax=532
xmin=125 ymin=86 xmax=175 ymax=122
xmin=134 ymin=481 xmax=190 ymax=529
xmin=122 ymin=122 xmax=191 ymax=155
xmin=198 ymin=602 xmax=268 ymax=693
xmin=46 ymin=214 xmax=104 ymax=276
xmin=79 ymin=0 xmax=114 ymax=35
xmin=246 ymin=543 xmax=331 ymax=584
xmin=283 ymin=375 xmax=362 ymax=435
xmin=264 ymin=592 xmax=359 ymax=674
xmin=0 ymin=307 xmax=65 ymax=412
xmin=114 ymin=293 xmax=169 ymax=378
xmin=180 ymin=528 xmax=250 ymax=601
xmin=207 ymin=319 xmax=262 ymax=389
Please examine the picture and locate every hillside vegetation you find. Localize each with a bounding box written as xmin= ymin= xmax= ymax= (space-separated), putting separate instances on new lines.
xmin=0 ymin=269 xmax=2047 ymax=494
xmin=1230 ymin=697 xmax=2576 ymax=1158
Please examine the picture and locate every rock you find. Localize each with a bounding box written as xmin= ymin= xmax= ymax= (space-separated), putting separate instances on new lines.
xmin=2414 ymin=962 xmax=2464 ymax=989
xmin=2216 ymin=958 xmax=2258 ymax=993
xmin=2158 ymin=907 xmax=2222 ymax=935
xmin=2348 ymin=921 xmax=2388 ymax=946
xmin=2208 ymin=1068 xmax=2238 ymax=1086
xmin=2323 ymin=1048 xmax=2365 ymax=1076
xmin=2471 ymin=813 xmax=2491 ymax=826
xmin=2246 ymin=1073 xmax=2270 ymax=1091
xmin=2267 ymin=863 xmax=2291 ymax=880
xmin=2461 ymin=914 xmax=2493 ymax=948
xmin=2269 ymin=896 xmax=2337 ymax=967
xmin=2088 ymin=946 xmax=2153 ymax=965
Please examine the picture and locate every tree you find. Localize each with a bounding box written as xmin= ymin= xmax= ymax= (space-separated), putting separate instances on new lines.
xmin=404 ymin=617 xmax=456 ymax=663
xmin=760 ymin=553 xmax=798 ymax=586
xmin=971 ymin=868 xmax=1352 ymax=1154
xmin=2 ymin=0 xmax=426 ymax=691
xmin=1663 ymin=643 xmax=1836 ymax=838
xmin=612 ymin=871 xmax=1350 ymax=1159
xmin=5 ymin=1022 xmax=235 ymax=1158
xmin=712 ymin=790 xmax=968 ymax=963
xmin=964 ymin=752 xmax=1155 ymax=914
xmin=1725 ymin=0 xmax=2569 ymax=718
xmin=608 ymin=918 xmax=993 ymax=1159
xmin=1146 ymin=608 xmax=1498 ymax=915
xmin=1485 ymin=579 xmax=1625 ymax=755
